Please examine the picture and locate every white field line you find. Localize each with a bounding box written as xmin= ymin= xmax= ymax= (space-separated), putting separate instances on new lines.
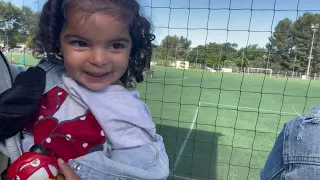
xmin=172 ymin=102 xmax=297 ymax=179
xmin=199 ymin=102 xmax=298 ymax=116
xmin=173 ymin=103 xmax=199 ymax=171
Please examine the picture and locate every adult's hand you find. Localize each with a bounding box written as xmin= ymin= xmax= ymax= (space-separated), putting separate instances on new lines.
xmin=58 ymin=158 xmax=81 ymax=180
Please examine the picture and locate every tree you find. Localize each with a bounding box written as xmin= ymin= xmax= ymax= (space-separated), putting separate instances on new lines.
xmin=0 ymin=1 xmax=22 ymax=48
xmin=205 ymin=55 xmax=220 ymax=67
xmin=20 ymin=6 xmax=40 ymax=39
xmin=267 ymin=12 xmax=320 ymax=73
xmin=160 ymin=35 xmax=192 ymax=60
xmin=25 ymin=36 xmax=33 ymax=48
xmin=0 ymin=2 xmax=40 ymax=48
xmin=266 ymin=18 xmax=294 ymax=71
xmin=292 ymin=12 xmax=320 ymax=74
xmin=187 ymin=42 xmax=239 ymax=67
xmin=237 ymin=44 xmax=266 ymax=68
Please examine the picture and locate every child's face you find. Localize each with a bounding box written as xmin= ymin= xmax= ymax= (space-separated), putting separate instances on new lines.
xmin=59 ymin=10 xmax=132 ymax=90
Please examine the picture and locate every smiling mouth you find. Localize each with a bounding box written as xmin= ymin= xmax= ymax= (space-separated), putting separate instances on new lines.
xmin=85 ymin=72 xmax=109 ymax=78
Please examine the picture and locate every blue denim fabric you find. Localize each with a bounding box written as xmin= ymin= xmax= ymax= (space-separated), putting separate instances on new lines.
xmin=261 ymin=106 xmax=320 ymax=180
xmin=37 ymin=58 xmax=66 ymax=93
xmin=68 ymin=134 xmax=168 ymax=180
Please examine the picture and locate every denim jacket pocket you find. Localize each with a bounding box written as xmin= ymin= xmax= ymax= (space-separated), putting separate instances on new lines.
xmin=282 ymin=111 xmax=320 ymax=180
xmin=283 ymin=115 xmax=320 ymax=165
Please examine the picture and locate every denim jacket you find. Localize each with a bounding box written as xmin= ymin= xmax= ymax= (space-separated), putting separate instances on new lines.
xmin=261 ymin=106 xmax=320 ymax=180
xmin=3 ymin=58 xmax=169 ymax=180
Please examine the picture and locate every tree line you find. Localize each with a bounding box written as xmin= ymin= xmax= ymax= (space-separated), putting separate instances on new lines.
xmin=155 ymin=12 xmax=320 ymax=73
xmin=1 ymin=1 xmax=320 ymax=73
xmin=154 ymin=36 xmax=266 ymax=70
xmin=0 ymin=1 xmax=39 ymax=49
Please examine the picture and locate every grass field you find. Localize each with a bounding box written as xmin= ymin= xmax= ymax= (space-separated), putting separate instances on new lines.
xmin=5 ymin=53 xmax=320 ymax=179
xmin=136 ymin=67 xmax=320 ymax=180
xmin=4 ymin=53 xmax=39 ymax=69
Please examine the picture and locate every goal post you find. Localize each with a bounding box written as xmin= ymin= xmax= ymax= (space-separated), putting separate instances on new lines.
xmin=247 ymin=68 xmax=273 ymax=77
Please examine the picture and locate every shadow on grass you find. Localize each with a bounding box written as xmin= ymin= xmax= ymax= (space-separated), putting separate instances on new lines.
xmin=156 ymin=124 xmax=224 ymax=180
xmin=157 ymin=123 xmax=266 ymax=180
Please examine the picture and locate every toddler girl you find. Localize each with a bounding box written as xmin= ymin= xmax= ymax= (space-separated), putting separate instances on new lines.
xmin=2 ymin=0 xmax=169 ymax=179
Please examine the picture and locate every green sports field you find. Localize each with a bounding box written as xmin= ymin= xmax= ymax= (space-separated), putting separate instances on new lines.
xmin=4 ymin=53 xmax=39 ymax=69
xmin=137 ymin=67 xmax=320 ymax=180
xmin=5 ymin=53 xmax=320 ymax=179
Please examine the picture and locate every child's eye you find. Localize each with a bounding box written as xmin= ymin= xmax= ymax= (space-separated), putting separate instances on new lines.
xmin=72 ymin=40 xmax=87 ymax=47
xmin=111 ymin=43 xmax=125 ymax=50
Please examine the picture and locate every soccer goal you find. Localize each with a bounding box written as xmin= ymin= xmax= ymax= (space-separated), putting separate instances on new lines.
xmin=247 ymin=68 xmax=273 ymax=77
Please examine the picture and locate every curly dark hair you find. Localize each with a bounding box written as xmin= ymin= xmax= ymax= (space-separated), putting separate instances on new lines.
xmin=32 ymin=0 xmax=155 ymax=88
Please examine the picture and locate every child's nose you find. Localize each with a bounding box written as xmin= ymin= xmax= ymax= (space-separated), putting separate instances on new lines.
xmin=89 ymin=48 xmax=108 ymax=67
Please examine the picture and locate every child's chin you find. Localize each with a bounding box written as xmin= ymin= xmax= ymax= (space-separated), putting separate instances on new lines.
xmin=84 ymin=82 xmax=111 ymax=91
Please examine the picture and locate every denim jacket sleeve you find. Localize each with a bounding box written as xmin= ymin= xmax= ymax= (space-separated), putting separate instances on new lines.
xmin=261 ymin=105 xmax=320 ymax=180
xmin=260 ymin=125 xmax=285 ymax=180
xmin=68 ymin=134 xmax=169 ymax=180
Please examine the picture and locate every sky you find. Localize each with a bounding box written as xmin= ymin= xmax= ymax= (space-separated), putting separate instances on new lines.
xmin=5 ymin=0 xmax=320 ymax=48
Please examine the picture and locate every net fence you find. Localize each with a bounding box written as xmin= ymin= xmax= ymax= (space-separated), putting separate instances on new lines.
xmin=2 ymin=0 xmax=320 ymax=179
